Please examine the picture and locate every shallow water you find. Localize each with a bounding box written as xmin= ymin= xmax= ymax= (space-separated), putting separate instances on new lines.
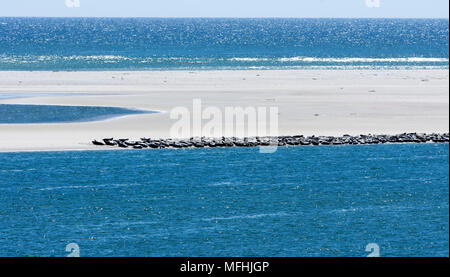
xmin=0 ymin=93 xmax=87 ymax=100
xmin=0 ymin=104 xmax=152 ymax=123
xmin=0 ymin=143 xmax=448 ymax=256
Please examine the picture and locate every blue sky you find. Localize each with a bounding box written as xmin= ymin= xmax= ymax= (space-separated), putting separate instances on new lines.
xmin=1 ymin=0 xmax=448 ymax=18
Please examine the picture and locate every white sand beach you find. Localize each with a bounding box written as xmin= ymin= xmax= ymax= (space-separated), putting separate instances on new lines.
xmin=0 ymin=69 xmax=448 ymax=152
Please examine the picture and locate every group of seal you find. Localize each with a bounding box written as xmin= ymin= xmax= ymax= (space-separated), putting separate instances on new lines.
xmin=92 ymin=133 xmax=449 ymax=149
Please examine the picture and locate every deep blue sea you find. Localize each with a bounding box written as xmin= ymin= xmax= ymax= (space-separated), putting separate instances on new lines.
xmin=0 ymin=144 xmax=448 ymax=257
xmin=0 ymin=18 xmax=448 ymax=70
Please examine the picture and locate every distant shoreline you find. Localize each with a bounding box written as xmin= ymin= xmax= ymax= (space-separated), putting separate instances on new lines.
xmin=0 ymin=67 xmax=448 ymax=72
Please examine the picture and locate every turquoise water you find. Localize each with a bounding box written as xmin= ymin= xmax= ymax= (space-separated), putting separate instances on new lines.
xmin=0 ymin=18 xmax=448 ymax=70
xmin=0 ymin=104 xmax=151 ymax=124
xmin=0 ymin=143 xmax=448 ymax=257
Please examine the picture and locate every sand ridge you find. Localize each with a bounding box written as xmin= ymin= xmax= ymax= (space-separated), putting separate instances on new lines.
xmin=0 ymin=70 xmax=448 ymax=152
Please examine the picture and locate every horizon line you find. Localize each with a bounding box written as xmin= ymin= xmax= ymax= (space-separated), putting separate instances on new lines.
xmin=0 ymin=16 xmax=449 ymax=19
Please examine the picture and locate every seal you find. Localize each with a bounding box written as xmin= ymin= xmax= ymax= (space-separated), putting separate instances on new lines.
xmin=92 ymin=140 xmax=104 ymax=146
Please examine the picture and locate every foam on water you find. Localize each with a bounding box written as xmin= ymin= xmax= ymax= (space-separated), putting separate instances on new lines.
xmin=202 ymin=212 xmax=291 ymax=222
xmin=0 ymin=18 xmax=448 ymax=70
xmin=0 ymin=54 xmax=447 ymax=70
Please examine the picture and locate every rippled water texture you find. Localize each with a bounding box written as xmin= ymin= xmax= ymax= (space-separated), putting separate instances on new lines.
xmin=0 ymin=18 xmax=448 ymax=70
xmin=0 ymin=144 xmax=448 ymax=256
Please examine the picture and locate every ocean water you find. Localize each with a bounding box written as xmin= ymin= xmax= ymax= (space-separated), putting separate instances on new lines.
xmin=0 ymin=104 xmax=151 ymax=124
xmin=0 ymin=18 xmax=448 ymax=70
xmin=0 ymin=143 xmax=448 ymax=257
